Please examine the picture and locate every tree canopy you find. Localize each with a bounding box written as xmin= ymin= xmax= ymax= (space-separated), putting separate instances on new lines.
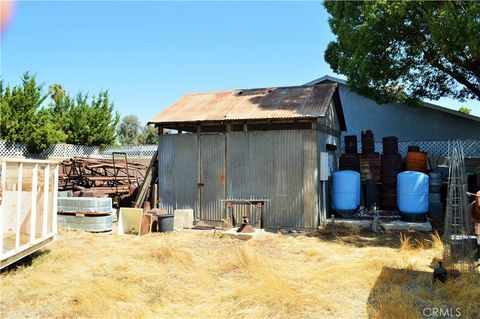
xmin=324 ymin=0 xmax=480 ymax=105
xmin=117 ymin=115 xmax=158 ymax=145
xmin=1 ymin=73 xmax=63 ymax=153
xmin=1 ymin=73 xmax=119 ymax=153
xmin=117 ymin=115 xmax=142 ymax=145
xmin=48 ymin=89 xmax=119 ymax=147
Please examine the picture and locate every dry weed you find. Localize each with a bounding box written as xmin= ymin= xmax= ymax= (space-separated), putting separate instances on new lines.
xmin=0 ymin=226 xmax=467 ymax=319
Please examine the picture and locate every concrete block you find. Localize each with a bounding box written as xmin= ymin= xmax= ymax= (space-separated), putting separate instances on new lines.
xmin=380 ymin=220 xmax=432 ymax=232
xmin=174 ymin=209 xmax=194 ymax=229
xmin=324 ymin=218 xmax=372 ymax=229
xmin=173 ymin=215 xmax=184 ymax=231
xmin=222 ymin=228 xmax=272 ymax=241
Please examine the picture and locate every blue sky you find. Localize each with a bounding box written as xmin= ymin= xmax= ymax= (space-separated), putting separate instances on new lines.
xmin=1 ymin=1 xmax=479 ymax=124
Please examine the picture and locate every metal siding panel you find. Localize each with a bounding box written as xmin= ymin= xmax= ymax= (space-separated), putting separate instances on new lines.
xmin=226 ymin=132 xmax=271 ymax=226
xmin=226 ymin=130 xmax=317 ymax=228
xmin=199 ymin=135 xmax=225 ymax=221
xmin=173 ymin=135 xmax=198 ymax=212
xmin=271 ymin=130 xmax=304 ymax=228
xmin=158 ymin=136 xmax=175 ymax=213
xmin=304 ymin=131 xmax=319 ymax=228
xmin=158 ymin=135 xmax=198 ymax=215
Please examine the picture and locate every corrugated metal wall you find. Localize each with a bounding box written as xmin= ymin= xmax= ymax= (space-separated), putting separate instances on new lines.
xmin=226 ymin=131 xmax=318 ymax=228
xmin=158 ymin=130 xmax=319 ymax=228
xmin=199 ymin=135 xmax=225 ymax=221
xmin=158 ymin=134 xmax=198 ymax=217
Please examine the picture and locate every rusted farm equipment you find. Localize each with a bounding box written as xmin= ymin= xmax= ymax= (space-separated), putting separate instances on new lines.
xmin=58 ymin=154 xmax=148 ymax=207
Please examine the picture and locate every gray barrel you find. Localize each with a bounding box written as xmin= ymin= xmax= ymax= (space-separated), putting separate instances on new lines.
xmin=429 ymin=172 xmax=442 ymax=193
xmin=158 ymin=215 xmax=175 ymax=232
xmin=436 ymin=165 xmax=449 ymax=182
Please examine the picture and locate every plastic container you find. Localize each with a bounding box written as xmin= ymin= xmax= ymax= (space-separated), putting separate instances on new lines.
xmin=332 ymin=170 xmax=361 ymax=217
xmin=361 ymin=130 xmax=375 ymax=154
xmin=363 ymin=180 xmax=381 ymax=210
xmin=406 ymin=151 xmax=428 ymax=173
xmin=344 ymin=135 xmax=358 ymax=154
xmin=428 ymin=201 xmax=444 ymax=220
xmin=360 ymin=153 xmax=381 ymax=182
xmin=397 ymin=171 xmax=429 ymax=222
xmin=428 ymin=193 xmax=441 ymax=202
xmin=382 ymin=136 xmax=399 ymax=154
xmin=158 ymin=214 xmax=175 ymax=232
xmin=428 ymin=173 xmax=442 ymax=193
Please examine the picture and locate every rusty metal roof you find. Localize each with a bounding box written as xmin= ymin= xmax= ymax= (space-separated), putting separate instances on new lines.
xmin=148 ymin=83 xmax=345 ymax=127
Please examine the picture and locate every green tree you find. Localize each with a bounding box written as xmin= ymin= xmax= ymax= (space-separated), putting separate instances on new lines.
xmin=1 ymin=73 xmax=119 ymax=152
xmin=49 ymin=90 xmax=120 ymax=147
xmin=458 ymin=106 xmax=472 ymax=114
xmin=138 ymin=125 xmax=159 ymax=145
xmin=117 ymin=115 xmax=142 ymax=145
xmin=0 ymin=73 xmax=63 ymax=153
xmin=25 ymin=109 xmax=64 ymax=154
xmin=324 ymin=1 xmax=480 ymax=104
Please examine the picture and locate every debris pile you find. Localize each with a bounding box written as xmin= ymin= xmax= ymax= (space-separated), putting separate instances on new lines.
xmin=58 ymin=155 xmax=148 ymax=205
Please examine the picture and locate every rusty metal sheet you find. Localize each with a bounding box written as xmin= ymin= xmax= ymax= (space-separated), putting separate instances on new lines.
xmin=149 ymin=84 xmax=338 ymax=124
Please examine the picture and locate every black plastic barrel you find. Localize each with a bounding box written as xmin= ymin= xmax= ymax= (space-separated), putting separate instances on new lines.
xmin=428 ymin=201 xmax=444 ymax=220
xmin=363 ymin=180 xmax=381 ymax=209
xmin=344 ymin=135 xmax=358 ymax=154
xmin=361 ymin=130 xmax=375 ymax=154
xmin=382 ymin=136 xmax=398 ymax=154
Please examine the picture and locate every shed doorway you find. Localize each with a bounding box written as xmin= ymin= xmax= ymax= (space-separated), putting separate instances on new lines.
xmin=199 ymin=135 xmax=225 ymax=221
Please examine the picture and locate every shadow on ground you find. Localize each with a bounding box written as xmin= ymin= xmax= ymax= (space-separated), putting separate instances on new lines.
xmin=1 ymin=249 xmax=50 ymax=274
xmin=367 ymin=266 xmax=433 ymax=318
xmin=310 ymin=225 xmax=440 ymax=249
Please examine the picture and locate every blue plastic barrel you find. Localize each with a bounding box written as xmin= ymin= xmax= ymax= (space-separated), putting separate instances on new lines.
xmin=397 ymin=171 xmax=429 ymax=222
xmin=332 ymin=170 xmax=361 ymax=217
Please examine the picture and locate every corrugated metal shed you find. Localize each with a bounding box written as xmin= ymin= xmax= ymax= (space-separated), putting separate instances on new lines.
xmin=153 ymin=81 xmax=346 ymax=229
xmin=149 ymin=83 xmax=345 ymax=129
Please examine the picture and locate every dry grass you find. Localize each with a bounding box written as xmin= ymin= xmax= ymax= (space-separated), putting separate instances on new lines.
xmin=0 ymin=227 xmax=478 ymax=319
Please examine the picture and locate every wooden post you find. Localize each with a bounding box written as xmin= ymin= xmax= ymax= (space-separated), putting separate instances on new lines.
xmin=153 ymin=184 xmax=158 ymax=208
xmin=30 ymin=164 xmax=38 ymax=243
xmin=42 ymin=165 xmax=50 ymax=239
xmin=15 ymin=163 xmax=23 ymax=250
xmin=0 ymin=161 xmax=6 ymax=255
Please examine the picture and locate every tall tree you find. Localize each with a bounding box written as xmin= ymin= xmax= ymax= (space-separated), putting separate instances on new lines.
xmin=49 ymin=91 xmax=120 ymax=147
xmin=138 ymin=125 xmax=159 ymax=145
xmin=324 ymin=1 xmax=480 ymax=104
xmin=0 ymin=73 xmax=63 ymax=153
xmin=1 ymin=73 xmax=119 ymax=152
xmin=117 ymin=115 xmax=142 ymax=145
